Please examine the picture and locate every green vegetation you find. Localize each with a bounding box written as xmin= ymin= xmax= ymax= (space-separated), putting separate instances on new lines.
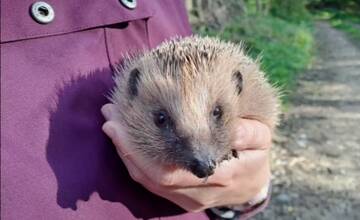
xmin=315 ymin=9 xmax=360 ymax=41
xmin=309 ymin=0 xmax=360 ymax=41
xmin=198 ymin=16 xmax=313 ymax=94
xmin=332 ymin=19 xmax=360 ymax=42
xmin=191 ymin=0 xmax=360 ymax=103
xmin=196 ymin=9 xmax=314 ymax=103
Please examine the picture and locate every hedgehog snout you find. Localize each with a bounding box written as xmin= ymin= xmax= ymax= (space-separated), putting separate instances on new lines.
xmin=188 ymin=154 xmax=216 ymax=179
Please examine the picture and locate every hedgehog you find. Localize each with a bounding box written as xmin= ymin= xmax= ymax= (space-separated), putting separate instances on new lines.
xmin=110 ymin=36 xmax=280 ymax=179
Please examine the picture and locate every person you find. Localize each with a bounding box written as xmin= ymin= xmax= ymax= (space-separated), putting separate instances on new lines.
xmin=1 ymin=0 xmax=271 ymax=219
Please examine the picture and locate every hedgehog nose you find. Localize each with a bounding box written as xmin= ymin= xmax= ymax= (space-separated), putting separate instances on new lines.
xmin=189 ymin=158 xmax=216 ymax=178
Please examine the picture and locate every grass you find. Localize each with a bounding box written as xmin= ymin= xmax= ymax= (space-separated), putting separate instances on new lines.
xmin=196 ymin=15 xmax=314 ymax=103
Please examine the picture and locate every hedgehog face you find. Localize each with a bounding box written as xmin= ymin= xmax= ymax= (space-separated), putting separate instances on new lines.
xmin=111 ymin=36 xmax=279 ymax=178
xmin=120 ymin=66 xmax=242 ymax=178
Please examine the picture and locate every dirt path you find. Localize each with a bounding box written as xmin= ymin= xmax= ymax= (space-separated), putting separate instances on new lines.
xmin=254 ymin=22 xmax=360 ymax=220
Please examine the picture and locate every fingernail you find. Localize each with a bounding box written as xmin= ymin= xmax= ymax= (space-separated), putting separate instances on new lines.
xmin=101 ymin=105 xmax=112 ymax=119
xmin=103 ymin=123 xmax=115 ymax=137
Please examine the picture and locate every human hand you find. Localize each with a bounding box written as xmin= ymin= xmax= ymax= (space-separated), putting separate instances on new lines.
xmin=101 ymin=103 xmax=271 ymax=212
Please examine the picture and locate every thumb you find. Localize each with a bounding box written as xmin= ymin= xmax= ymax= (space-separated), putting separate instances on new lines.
xmin=231 ymin=118 xmax=272 ymax=150
xmin=102 ymin=120 xmax=132 ymax=155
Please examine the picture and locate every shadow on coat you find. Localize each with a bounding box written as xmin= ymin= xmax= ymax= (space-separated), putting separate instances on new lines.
xmin=46 ymin=68 xmax=185 ymax=218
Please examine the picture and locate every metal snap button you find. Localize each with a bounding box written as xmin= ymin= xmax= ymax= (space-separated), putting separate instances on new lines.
xmin=120 ymin=0 xmax=137 ymax=10
xmin=30 ymin=2 xmax=55 ymax=24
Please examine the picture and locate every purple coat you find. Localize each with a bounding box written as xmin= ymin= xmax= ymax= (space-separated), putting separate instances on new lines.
xmin=1 ymin=0 xmax=209 ymax=219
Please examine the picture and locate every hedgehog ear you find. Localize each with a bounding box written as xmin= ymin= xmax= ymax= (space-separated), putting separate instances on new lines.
xmin=232 ymin=70 xmax=243 ymax=95
xmin=128 ymin=68 xmax=141 ymax=99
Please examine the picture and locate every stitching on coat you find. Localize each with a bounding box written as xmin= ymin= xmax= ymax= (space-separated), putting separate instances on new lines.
xmin=1 ymin=10 xmax=155 ymax=44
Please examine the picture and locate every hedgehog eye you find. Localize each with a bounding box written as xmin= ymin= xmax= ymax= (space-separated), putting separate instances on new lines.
xmin=154 ymin=110 xmax=169 ymax=128
xmin=212 ymin=106 xmax=223 ymax=119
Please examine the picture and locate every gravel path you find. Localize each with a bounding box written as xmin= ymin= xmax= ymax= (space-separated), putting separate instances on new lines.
xmin=254 ymin=22 xmax=360 ymax=220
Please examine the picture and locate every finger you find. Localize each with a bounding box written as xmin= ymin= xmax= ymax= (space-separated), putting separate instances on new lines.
xmin=102 ymin=118 xmax=213 ymax=187
xmin=207 ymin=148 xmax=270 ymax=185
xmin=102 ymin=120 xmax=165 ymax=184
xmin=231 ymin=118 xmax=272 ymax=150
xmin=230 ymin=148 xmax=270 ymax=177
xmin=169 ymin=150 xmax=271 ymax=208
xmin=211 ymin=150 xmax=271 ymax=205
xmin=116 ymin=147 xmax=146 ymax=183
xmin=101 ymin=108 xmax=159 ymax=174
xmin=101 ymin=103 xmax=117 ymax=121
xmin=102 ymin=120 xmax=139 ymax=159
xmin=232 ymin=151 xmax=271 ymax=204
xmin=247 ymin=181 xmax=270 ymax=206
xmin=102 ymin=112 xmax=239 ymax=188
xmin=102 ymin=120 xmax=149 ymax=183
xmin=102 ymin=121 xmax=116 ymax=138
xmin=102 ymin=120 xmax=179 ymax=187
xmin=149 ymin=146 xmax=270 ymax=187
xmin=155 ymin=149 xmax=269 ymax=188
